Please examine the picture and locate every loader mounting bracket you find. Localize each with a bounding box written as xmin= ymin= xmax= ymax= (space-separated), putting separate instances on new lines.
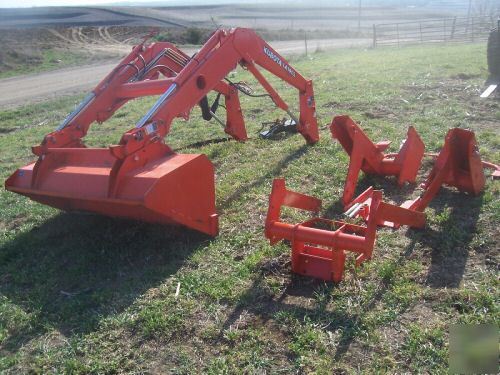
xmin=265 ymin=179 xmax=424 ymax=282
xmin=330 ymin=115 xmax=424 ymax=206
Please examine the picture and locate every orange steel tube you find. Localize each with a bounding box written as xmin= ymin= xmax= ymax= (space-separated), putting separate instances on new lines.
xmin=268 ymin=220 xmax=367 ymax=253
xmin=378 ymin=159 xmax=403 ymax=175
xmin=116 ymin=78 xmax=175 ymax=98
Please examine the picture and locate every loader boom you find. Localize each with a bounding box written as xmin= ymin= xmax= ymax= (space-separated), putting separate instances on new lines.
xmin=6 ymin=28 xmax=319 ymax=236
xmin=127 ymin=28 xmax=318 ymax=141
xmin=35 ymin=28 xmax=318 ymax=157
xmin=34 ymin=38 xmax=243 ymax=151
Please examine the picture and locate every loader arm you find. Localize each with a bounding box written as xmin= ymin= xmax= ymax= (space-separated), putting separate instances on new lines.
xmin=34 ymin=28 xmax=318 ymax=156
xmin=34 ymin=37 xmax=244 ymax=154
xmin=128 ymin=28 xmax=319 ymax=143
xmin=110 ymin=28 xmax=319 ymax=158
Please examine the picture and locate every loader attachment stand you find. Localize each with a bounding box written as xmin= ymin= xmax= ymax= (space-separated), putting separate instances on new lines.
xmin=6 ymin=28 xmax=319 ymax=236
xmin=404 ymin=128 xmax=498 ymax=212
xmin=340 ymin=126 xmax=499 ymax=229
xmin=330 ymin=115 xmax=424 ymax=207
xmin=265 ymin=179 xmax=424 ymax=282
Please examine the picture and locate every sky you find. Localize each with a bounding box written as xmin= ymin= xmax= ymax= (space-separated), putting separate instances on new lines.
xmin=0 ymin=0 xmax=347 ymax=8
xmin=0 ymin=0 xmax=160 ymax=7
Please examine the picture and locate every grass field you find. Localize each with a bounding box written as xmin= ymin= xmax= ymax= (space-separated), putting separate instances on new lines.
xmin=0 ymin=43 xmax=498 ymax=373
xmin=0 ymin=49 xmax=91 ymax=80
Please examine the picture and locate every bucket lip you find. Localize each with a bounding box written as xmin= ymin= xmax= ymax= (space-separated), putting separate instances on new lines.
xmin=5 ymin=152 xmax=219 ymax=236
xmin=7 ymin=185 xmax=219 ymax=236
xmin=5 ymin=185 xmax=143 ymax=206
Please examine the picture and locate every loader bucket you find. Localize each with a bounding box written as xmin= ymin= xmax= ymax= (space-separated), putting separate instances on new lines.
xmin=5 ymin=148 xmax=219 ymax=236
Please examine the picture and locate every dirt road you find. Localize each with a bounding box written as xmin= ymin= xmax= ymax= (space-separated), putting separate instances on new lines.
xmin=0 ymin=38 xmax=370 ymax=109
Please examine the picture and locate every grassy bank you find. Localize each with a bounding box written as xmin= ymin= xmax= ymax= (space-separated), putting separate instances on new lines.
xmin=0 ymin=49 xmax=93 ymax=80
xmin=0 ymin=42 xmax=498 ymax=373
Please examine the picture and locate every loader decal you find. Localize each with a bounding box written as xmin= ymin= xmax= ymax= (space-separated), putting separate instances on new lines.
xmin=263 ymin=46 xmax=296 ymax=77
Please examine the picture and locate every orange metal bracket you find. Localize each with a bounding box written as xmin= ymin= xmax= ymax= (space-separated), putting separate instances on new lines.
xmin=340 ymin=127 xmax=499 ymax=229
xmin=265 ymin=179 xmax=424 ymax=282
xmin=342 ymin=187 xmax=425 ymax=230
xmin=331 ymin=115 xmax=425 ymax=206
xmin=345 ymin=186 xmax=425 ymax=229
xmin=404 ymin=128 xmax=498 ymax=212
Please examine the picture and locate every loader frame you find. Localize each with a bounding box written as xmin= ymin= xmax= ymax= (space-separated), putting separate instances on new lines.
xmin=5 ymin=28 xmax=320 ymax=236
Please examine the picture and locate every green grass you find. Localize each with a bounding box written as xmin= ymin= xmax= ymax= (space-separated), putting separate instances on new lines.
xmin=0 ymin=43 xmax=499 ymax=373
xmin=0 ymin=49 xmax=91 ymax=79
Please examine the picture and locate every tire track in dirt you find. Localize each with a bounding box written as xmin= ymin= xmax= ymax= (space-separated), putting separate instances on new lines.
xmin=47 ymin=28 xmax=76 ymax=45
xmin=72 ymin=27 xmax=86 ymax=44
xmin=77 ymin=27 xmax=95 ymax=44
xmin=104 ymin=27 xmax=123 ymax=44
xmin=98 ymin=26 xmax=116 ymax=45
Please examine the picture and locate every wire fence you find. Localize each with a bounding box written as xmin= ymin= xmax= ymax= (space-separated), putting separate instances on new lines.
xmin=373 ymin=15 xmax=498 ymax=48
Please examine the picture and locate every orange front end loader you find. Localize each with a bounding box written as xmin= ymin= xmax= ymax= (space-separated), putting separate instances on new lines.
xmin=5 ymin=28 xmax=319 ymax=236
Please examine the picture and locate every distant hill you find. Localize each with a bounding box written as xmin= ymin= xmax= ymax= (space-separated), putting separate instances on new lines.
xmin=0 ymin=7 xmax=186 ymax=28
xmin=0 ymin=2 xmax=496 ymax=30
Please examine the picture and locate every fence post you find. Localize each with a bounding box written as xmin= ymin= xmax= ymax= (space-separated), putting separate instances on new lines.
xmin=396 ymin=23 xmax=400 ymax=47
xmin=357 ymin=0 xmax=362 ymax=33
xmin=443 ymin=19 xmax=447 ymax=43
xmin=471 ymin=17 xmax=474 ymax=42
xmin=304 ymin=31 xmax=308 ymax=56
xmin=372 ymin=24 xmax=377 ymax=48
xmin=465 ymin=0 xmax=472 ymax=33
xmin=450 ymin=17 xmax=457 ymax=40
xmin=419 ymin=22 xmax=423 ymax=43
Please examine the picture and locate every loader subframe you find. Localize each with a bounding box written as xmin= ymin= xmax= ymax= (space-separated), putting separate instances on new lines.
xmin=265 ymin=179 xmax=424 ymax=282
xmin=343 ymin=127 xmax=500 ymax=228
xmin=404 ymin=128 xmax=499 ymax=212
xmin=330 ymin=115 xmax=425 ymax=206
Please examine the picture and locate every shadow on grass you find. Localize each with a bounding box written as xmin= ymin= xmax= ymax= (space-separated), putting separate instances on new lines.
xmin=322 ymin=199 xmax=346 ymax=219
xmin=410 ymin=189 xmax=483 ymax=288
xmin=332 ymin=236 xmax=419 ymax=361
xmin=0 ymin=212 xmax=210 ymax=352
xmin=218 ymin=144 xmax=310 ymax=211
xmin=218 ymin=186 xmax=483 ymax=362
xmin=218 ymin=237 xmax=419 ymax=363
xmin=356 ymin=173 xmax=420 ymax=204
xmin=173 ymin=137 xmax=232 ymax=152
